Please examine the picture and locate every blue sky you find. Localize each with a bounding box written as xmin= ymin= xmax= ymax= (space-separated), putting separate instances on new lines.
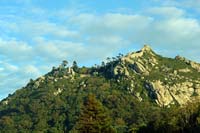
xmin=0 ymin=0 xmax=200 ymax=100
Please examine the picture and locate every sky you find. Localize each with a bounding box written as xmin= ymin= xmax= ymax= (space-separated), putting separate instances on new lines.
xmin=0 ymin=0 xmax=200 ymax=100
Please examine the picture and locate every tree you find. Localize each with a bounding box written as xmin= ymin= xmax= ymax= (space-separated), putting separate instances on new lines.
xmin=52 ymin=66 xmax=56 ymax=71
xmin=118 ymin=53 xmax=123 ymax=57
xmin=112 ymin=57 xmax=116 ymax=61
xmin=106 ymin=57 xmax=111 ymax=63
xmin=29 ymin=78 xmax=34 ymax=83
xmin=75 ymin=94 xmax=116 ymax=133
xmin=101 ymin=61 xmax=105 ymax=67
xmin=62 ymin=60 xmax=68 ymax=68
xmin=72 ymin=61 xmax=79 ymax=72
xmin=58 ymin=60 xmax=68 ymax=74
xmin=0 ymin=116 xmax=17 ymax=132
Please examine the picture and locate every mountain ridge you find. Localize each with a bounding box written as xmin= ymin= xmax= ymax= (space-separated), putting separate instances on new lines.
xmin=2 ymin=44 xmax=200 ymax=107
xmin=1 ymin=45 xmax=200 ymax=132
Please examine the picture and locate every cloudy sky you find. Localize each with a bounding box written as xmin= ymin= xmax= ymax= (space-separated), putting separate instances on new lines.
xmin=0 ymin=0 xmax=200 ymax=100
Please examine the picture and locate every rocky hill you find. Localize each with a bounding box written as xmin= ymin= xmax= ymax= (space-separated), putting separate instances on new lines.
xmin=1 ymin=45 xmax=200 ymax=132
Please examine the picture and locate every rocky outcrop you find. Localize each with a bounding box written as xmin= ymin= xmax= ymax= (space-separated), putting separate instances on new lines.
xmin=145 ymin=80 xmax=174 ymax=106
xmin=2 ymin=100 xmax=8 ymax=105
xmin=178 ymin=68 xmax=191 ymax=73
xmin=114 ymin=64 xmax=129 ymax=77
xmin=190 ymin=62 xmax=200 ymax=72
xmin=175 ymin=56 xmax=200 ymax=72
xmin=53 ymin=88 xmax=63 ymax=96
xmin=145 ymin=80 xmax=200 ymax=107
xmin=121 ymin=45 xmax=158 ymax=75
xmin=133 ymin=62 xmax=149 ymax=75
xmin=122 ymin=45 xmax=153 ymax=62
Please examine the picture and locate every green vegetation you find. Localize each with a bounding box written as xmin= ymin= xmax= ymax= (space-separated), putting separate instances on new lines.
xmin=74 ymin=94 xmax=115 ymax=133
xmin=1 ymin=47 xmax=200 ymax=132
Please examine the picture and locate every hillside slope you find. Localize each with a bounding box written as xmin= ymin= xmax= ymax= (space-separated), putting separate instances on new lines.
xmin=1 ymin=45 xmax=200 ymax=132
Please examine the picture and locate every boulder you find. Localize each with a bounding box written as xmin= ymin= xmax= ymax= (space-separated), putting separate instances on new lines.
xmin=145 ymin=80 xmax=198 ymax=106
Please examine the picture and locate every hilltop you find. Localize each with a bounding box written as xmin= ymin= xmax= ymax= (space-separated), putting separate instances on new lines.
xmin=1 ymin=45 xmax=200 ymax=132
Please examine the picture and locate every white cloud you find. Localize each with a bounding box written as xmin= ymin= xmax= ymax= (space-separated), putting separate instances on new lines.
xmin=152 ymin=0 xmax=200 ymax=13
xmin=0 ymin=63 xmax=42 ymax=99
xmin=1 ymin=63 xmax=18 ymax=72
xmin=0 ymin=67 xmax=3 ymax=71
xmin=144 ymin=17 xmax=200 ymax=49
xmin=23 ymin=65 xmax=40 ymax=76
xmin=70 ymin=13 xmax=153 ymax=36
xmin=68 ymin=11 xmax=200 ymax=54
xmin=34 ymin=38 xmax=86 ymax=63
xmin=148 ymin=7 xmax=185 ymax=18
xmin=5 ymin=20 xmax=79 ymax=39
xmin=0 ymin=38 xmax=33 ymax=61
xmin=103 ymin=13 xmax=153 ymax=30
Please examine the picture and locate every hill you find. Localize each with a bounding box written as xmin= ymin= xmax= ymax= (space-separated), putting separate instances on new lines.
xmin=1 ymin=45 xmax=200 ymax=132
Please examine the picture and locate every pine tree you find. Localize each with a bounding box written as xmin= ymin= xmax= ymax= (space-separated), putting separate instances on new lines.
xmin=72 ymin=61 xmax=79 ymax=72
xmin=75 ymin=94 xmax=116 ymax=133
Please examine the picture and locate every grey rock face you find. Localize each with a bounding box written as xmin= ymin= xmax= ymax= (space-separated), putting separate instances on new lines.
xmin=119 ymin=46 xmax=200 ymax=107
xmin=145 ymin=80 xmax=200 ymax=107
